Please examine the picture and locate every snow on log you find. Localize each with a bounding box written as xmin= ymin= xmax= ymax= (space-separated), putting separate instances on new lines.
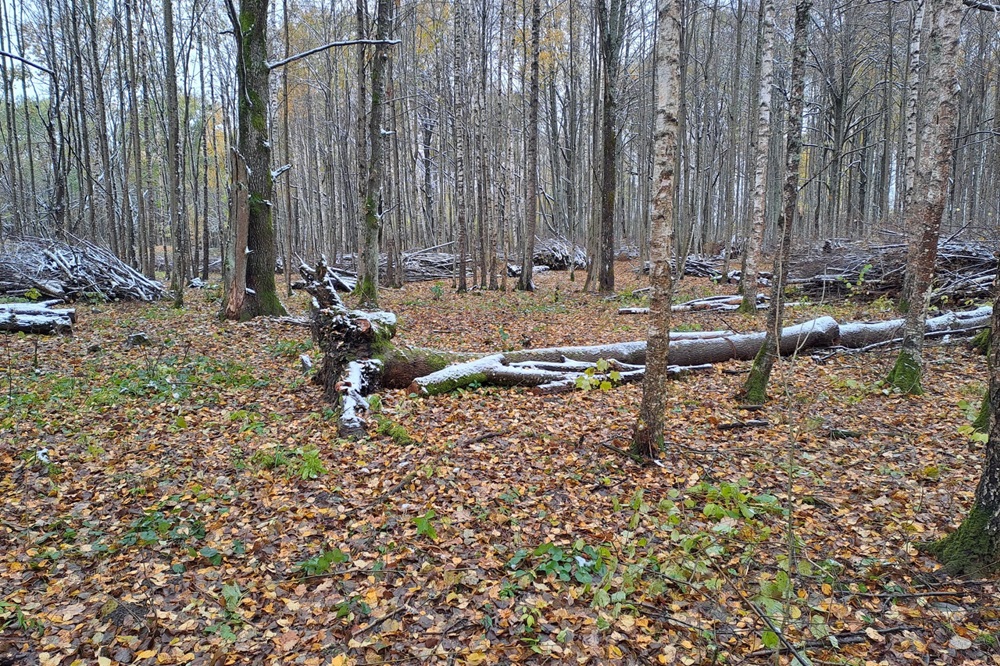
xmin=0 ymin=301 xmax=75 ymax=334
xmin=619 ymin=293 xmax=767 ymax=314
xmin=835 ymin=306 xmax=991 ymax=349
xmin=337 ymin=359 xmax=384 ymax=438
xmin=300 ymin=259 xmax=398 ymax=435
xmin=409 ymin=317 xmax=840 ymax=396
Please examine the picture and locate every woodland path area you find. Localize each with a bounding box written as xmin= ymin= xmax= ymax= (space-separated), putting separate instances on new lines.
xmin=1 ymin=261 xmax=998 ymax=665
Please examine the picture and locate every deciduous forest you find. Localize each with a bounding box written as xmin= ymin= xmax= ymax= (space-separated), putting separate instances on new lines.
xmin=2 ymin=0 xmax=1000 ymax=662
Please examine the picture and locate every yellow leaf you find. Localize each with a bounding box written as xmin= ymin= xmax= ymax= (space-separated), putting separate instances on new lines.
xmin=821 ymin=583 xmax=833 ymax=595
xmin=136 ymin=650 xmax=158 ymax=659
xmin=865 ymin=627 xmax=884 ymax=643
xmin=98 ymin=657 xmax=112 ymax=666
xmin=464 ymin=653 xmax=488 ymax=665
xmin=330 ymin=655 xmax=350 ymax=666
xmin=607 ymin=645 xmax=623 ymax=659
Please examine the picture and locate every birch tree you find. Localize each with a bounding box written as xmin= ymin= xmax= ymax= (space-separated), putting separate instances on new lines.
xmin=737 ymin=0 xmax=775 ymax=314
xmin=885 ymin=0 xmax=962 ymax=393
xmin=632 ymin=0 xmax=680 ymax=458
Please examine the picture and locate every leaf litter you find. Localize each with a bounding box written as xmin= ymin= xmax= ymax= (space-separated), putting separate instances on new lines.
xmin=1 ymin=262 xmax=998 ymax=665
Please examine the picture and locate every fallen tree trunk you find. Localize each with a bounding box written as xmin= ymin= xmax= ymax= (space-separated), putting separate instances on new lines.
xmin=0 ymin=300 xmax=76 ymax=334
xmin=302 ymin=256 xmax=993 ymax=433
xmin=407 ymin=316 xmax=840 ymax=396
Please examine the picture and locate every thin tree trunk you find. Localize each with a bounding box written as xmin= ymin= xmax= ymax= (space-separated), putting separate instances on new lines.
xmin=742 ymin=0 xmax=811 ymax=404
xmin=632 ymin=0 xmax=680 ymax=458
xmin=737 ymin=0 xmax=774 ymax=313
xmin=517 ymin=0 xmax=542 ymax=291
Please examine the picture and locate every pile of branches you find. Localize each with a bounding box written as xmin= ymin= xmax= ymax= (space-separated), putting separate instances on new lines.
xmin=0 ymin=237 xmax=164 ymax=302
xmin=638 ymin=254 xmax=725 ymax=281
xmin=787 ymin=240 xmax=996 ymax=304
xmin=533 ymin=237 xmax=588 ymax=270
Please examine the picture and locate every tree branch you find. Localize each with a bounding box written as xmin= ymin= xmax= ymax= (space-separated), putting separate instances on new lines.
xmin=0 ymin=49 xmax=55 ymax=76
xmin=268 ymin=39 xmax=401 ymax=70
xmin=963 ymin=0 xmax=1000 ymax=10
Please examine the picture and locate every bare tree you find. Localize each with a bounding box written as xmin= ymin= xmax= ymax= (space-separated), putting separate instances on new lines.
xmin=886 ymin=0 xmax=962 ymax=393
xmin=222 ymin=0 xmax=287 ymax=319
xmin=742 ymin=0 xmax=812 ymax=404
xmin=632 ymin=0 xmax=680 ymax=458
xmin=737 ymin=0 xmax=774 ymax=313
xmin=517 ymin=0 xmax=542 ymax=292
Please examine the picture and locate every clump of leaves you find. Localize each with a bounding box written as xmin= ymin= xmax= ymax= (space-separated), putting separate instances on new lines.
xmin=575 ymin=358 xmax=621 ymax=391
xmin=414 ymin=510 xmax=438 ymax=541
xmin=297 ymin=547 xmax=350 ymax=576
xmin=291 ymin=446 xmax=327 ymax=480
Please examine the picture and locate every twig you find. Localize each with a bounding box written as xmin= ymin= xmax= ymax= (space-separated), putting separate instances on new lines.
xmin=713 ymin=564 xmax=811 ymax=666
xmin=597 ymin=439 xmax=651 ymax=466
xmin=717 ymin=419 xmax=770 ymax=431
xmin=352 ymin=605 xmax=408 ymax=638
xmin=745 ymin=625 xmax=920 ymax=657
xmin=455 ymin=431 xmax=503 ymax=446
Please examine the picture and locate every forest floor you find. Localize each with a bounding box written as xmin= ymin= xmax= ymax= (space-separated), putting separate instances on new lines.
xmin=1 ymin=261 xmax=998 ymax=666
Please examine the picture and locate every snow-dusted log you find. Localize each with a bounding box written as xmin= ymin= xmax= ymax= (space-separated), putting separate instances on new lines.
xmin=619 ymin=293 xmax=766 ymax=314
xmin=337 ymin=359 xmax=384 ymax=437
xmin=301 ymin=259 xmax=397 ymax=435
xmin=409 ymin=317 xmax=839 ymax=396
xmin=0 ymin=301 xmax=75 ymax=334
xmin=836 ymin=306 xmax=991 ymax=349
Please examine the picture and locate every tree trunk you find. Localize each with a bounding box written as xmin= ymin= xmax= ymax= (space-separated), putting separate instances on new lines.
xmin=632 ymin=0 xmax=680 ymax=458
xmin=925 ymin=281 xmax=1000 ymax=576
xmin=596 ymin=0 xmax=626 ymax=294
xmin=222 ymin=0 xmax=287 ymax=320
xmin=517 ymin=0 xmax=542 ymax=292
xmin=737 ymin=0 xmax=774 ymax=313
xmin=356 ymin=0 xmax=394 ymax=307
xmin=886 ymin=0 xmax=961 ymax=393
xmin=163 ymin=0 xmax=184 ymax=308
xmin=742 ymin=0 xmax=811 ymax=404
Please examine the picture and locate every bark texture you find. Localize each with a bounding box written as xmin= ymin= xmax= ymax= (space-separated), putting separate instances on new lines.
xmin=742 ymin=0 xmax=810 ymax=405
xmin=737 ymin=0 xmax=775 ymax=313
xmin=223 ymin=0 xmax=287 ymax=320
xmin=356 ymin=0 xmax=394 ymax=307
xmin=517 ymin=0 xmax=542 ymax=292
xmin=925 ymin=282 xmax=1000 ymax=575
xmin=887 ymin=0 xmax=961 ymax=393
xmin=632 ymin=0 xmax=680 ymax=458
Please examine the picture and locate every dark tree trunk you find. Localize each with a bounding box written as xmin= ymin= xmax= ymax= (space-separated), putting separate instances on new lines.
xmin=517 ymin=0 xmax=542 ymax=292
xmin=222 ymin=0 xmax=287 ymax=320
xmin=742 ymin=0 xmax=811 ymax=404
xmin=925 ymin=280 xmax=1000 ymax=576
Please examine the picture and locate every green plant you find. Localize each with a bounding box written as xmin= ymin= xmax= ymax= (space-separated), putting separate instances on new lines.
xmin=414 ymin=510 xmax=438 ymax=541
xmin=266 ymin=339 xmax=313 ymax=358
xmin=292 ymin=446 xmax=327 ymax=480
xmin=430 ymin=282 xmax=444 ymax=300
xmin=249 ymin=446 xmax=291 ymax=470
xmin=574 ymin=358 xmax=621 ymax=391
xmin=0 ymin=601 xmax=43 ymax=636
xmin=297 ymin=547 xmax=350 ymax=576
